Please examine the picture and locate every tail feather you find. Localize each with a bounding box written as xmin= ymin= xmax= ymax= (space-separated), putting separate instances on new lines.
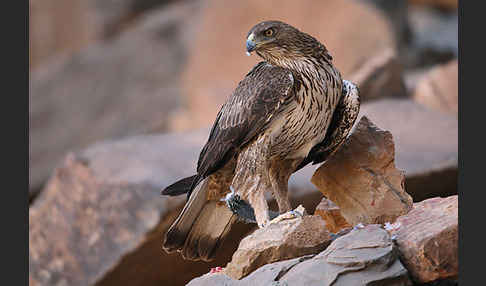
xmin=161 ymin=175 xmax=197 ymax=196
xmin=163 ymin=178 xmax=236 ymax=261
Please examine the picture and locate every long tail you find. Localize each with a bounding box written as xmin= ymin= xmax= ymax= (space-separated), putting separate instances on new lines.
xmin=163 ymin=178 xmax=237 ymax=261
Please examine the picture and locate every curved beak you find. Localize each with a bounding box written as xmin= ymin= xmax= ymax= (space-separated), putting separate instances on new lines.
xmin=246 ymin=33 xmax=257 ymax=56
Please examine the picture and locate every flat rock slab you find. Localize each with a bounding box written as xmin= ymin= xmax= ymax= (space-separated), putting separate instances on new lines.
xmin=312 ymin=116 xmax=413 ymax=225
xmin=224 ymin=215 xmax=333 ymax=279
xmin=188 ymin=225 xmax=412 ymax=286
xmin=359 ymin=99 xmax=458 ymax=202
xmin=389 ymin=196 xmax=458 ymax=283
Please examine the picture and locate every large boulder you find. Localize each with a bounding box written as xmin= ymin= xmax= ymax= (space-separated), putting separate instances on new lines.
xmin=312 ymin=116 xmax=413 ymax=226
xmin=29 ymin=2 xmax=200 ymax=198
xmin=388 ymin=196 xmax=458 ymax=283
xmin=172 ymin=0 xmax=400 ymax=131
xmin=188 ymin=225 xmax=412 ymax=286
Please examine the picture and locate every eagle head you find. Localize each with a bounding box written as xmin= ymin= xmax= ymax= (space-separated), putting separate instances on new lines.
xmin=245 ymin=20 xmax=331 ymax=66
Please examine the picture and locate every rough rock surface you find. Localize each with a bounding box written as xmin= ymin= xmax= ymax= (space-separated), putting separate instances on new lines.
xmin=314 ymin=198 xmax=351 ymax=233
xmin=312 ymin=116 xmax=413 ymax=225
xmin=359 ymin=99 xmax=458 ymax=202
xmin=28 ymin=130 xmax=320 ymax=286
xmin=389 ymin=196 xmax=458 ymax=283
xmin=172 ymin=0 xmax=397 ymax=131
xmin=188 ymin=225 xmax=412 ymax=285
xmin=29 ymin=2 xmax=200 ymax=197
xmin=224 ymin=214 xmax=333 ymax=279
xmin=413 ymin=59 xmax=457 ymax=115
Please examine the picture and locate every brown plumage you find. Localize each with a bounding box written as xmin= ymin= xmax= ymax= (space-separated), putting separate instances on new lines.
xmin=161 ymin=20 xmax=360 ymax=261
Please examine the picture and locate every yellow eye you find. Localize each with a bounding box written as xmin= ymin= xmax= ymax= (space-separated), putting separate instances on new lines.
xmin=264 ymin=29 xmax=274 ymax=37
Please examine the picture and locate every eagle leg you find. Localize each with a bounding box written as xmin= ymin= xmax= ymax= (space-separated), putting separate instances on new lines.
xmin=268 ymin=159 xmax=299 ymax=214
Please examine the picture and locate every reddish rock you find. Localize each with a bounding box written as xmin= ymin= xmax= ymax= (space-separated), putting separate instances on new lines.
xmin=312 ymin=116 xmax=413 ymax=226
xmin=359 ymin=99 xmax=458 ymax=202
xmin=314 ymin=198 xmax=351 ymax=233
xmin=413 ymin=59 xmax=458 ymax=115
xmin=224 ymin=214 xmax=333 ymax=279
xmin=390 ymin=196 xmax=458 ymax=283
xmin=172 ymin=0 xmax=397 ymax=131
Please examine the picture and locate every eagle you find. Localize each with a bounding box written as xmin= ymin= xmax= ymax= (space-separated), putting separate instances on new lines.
xmin=161 ymin=20 xmax=360 ymax=261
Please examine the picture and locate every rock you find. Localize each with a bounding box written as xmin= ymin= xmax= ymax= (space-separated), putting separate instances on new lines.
xmin=188 ymin=225 xmax=412 ymax=285
xmin=359 ymin=99 xmax=458 ymax=202
xmin=349 ymin=48 xmax=407 ymax=100
xmin=224 ymin=214 xmax=334 ymax=279
xmin=172 ymin=0 xmax=398 ymax=131
xmin=29 ymin=129 xmax=321 ymax=286
xmin=312 ymin=116 xmax=413 ymax=226
xmin=29 ymin=2 xmax=200 ymax=198
xmin=405 ymin=6 xmax=457 ymax=68
xmin=29 ymin=0 xmax=173 ymax=69
xmin=188 ymin=256 xmax=315 ymax=286
xmin=389 ymin=196 xmax=458 ymax=283
xmin=314 ymin=198 xmax=351 ymax=233
xmin=279 ymin=224 xmax=412 ymax=285
xmin=409 ymin=0 xmax=458 ymax=11
xmin=413 ymin=59 xmax=458 ymax=115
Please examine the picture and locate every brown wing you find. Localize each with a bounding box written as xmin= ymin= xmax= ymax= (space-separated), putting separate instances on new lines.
xmin=191 ymin=62 xmax=298 ymax=193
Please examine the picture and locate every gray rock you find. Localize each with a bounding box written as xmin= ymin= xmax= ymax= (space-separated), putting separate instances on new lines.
xmin=187 ymin=225 xmax=412 ymax=286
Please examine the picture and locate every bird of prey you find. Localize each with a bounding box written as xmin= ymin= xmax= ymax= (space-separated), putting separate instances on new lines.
xmin=161 ymin=20 xmax=360 ymax=261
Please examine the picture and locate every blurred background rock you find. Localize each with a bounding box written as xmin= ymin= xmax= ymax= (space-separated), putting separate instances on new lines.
xmin=29 ymin=0 xmax=458 ymax=285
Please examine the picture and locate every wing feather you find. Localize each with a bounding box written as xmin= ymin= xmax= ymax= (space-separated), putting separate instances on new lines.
xmin=193 ymin=62 xmax=297 ymax=192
